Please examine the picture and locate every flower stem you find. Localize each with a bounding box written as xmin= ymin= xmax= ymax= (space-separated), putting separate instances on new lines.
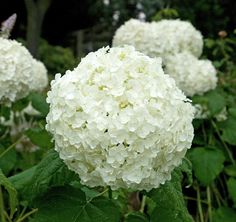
xmin=0 ymin=186 xmax=6 ymax=222
xmin=196 ymin=185 xmax=204 ymax=222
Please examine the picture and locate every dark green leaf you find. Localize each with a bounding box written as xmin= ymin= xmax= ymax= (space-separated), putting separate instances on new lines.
xmin=212 ymin=207 xmax=236 ymax=222
xmin=29 ymin=93 xmax=49 ymax=117
xmin=225 ymin=165 xmax=236 ymax=177
xmin=221 ymin=108 xmax=236 ymax=145
xmin=125 ymin=212 xmax=149 ymax=222
xmin=32 ymin=186 xmax=120 ymax=222
xmin=10 ymin=150 xmax=78 ymax=201
xmin=0 ymin=144 xmax=17 ymax=175
xmin=0 ymin=169 xmax=18 ymax=218
xmin=227 ymin=178 xmax=236 ymax=207
xmin=12 ymin=97 xmax=29 ymax=112
xmin=148 ymin=169 xmax=193 ymax=222
xmin=25 ymin=127 xmax=53 ymax=149
xmin=188 ymin=147 xmax=225 ymax=185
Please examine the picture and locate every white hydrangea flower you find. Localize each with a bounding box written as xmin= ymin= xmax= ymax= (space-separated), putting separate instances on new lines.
xmin=0 ymin=38 xmax=35 ymax=103
xmin=150 ymin=19 xmax=203 ymax=59
xmin=113 ymin=19 xmax=203 ymax=60
xmin=30 ymin=59 xmax=48 ymax=92
xmin=165 ymin=52 xmax=218 ymax=97
xmin=112 ymin=19 xmax=151 ymax=56
xmin=46 ymin=46 xmax=195 ymax=191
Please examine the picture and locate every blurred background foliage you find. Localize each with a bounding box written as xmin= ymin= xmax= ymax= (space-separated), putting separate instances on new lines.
xmin=1 ymin=0 xmax=236 ymax=72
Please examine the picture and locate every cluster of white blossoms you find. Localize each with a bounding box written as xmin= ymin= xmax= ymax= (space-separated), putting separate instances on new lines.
xmin=113 ymin=19 xmax=217 ymax=97
xmin=0 ymin=37 xmax=48 ymax=104
xmin=113 ymin=19 xmax=203 ymax=61
xmin=46 ymin=46 xmax=195 ymax=191
xmin=165 ymin=52 xmax=217 ymax=97
xmin=31 ymin=59 xmax=48 ymax=92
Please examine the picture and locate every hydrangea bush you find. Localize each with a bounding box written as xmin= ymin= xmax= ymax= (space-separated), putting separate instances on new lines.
xmin=0 ymin=15 xmax=236 ymax=222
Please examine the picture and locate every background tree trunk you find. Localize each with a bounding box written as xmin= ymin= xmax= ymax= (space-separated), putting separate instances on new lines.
xmin=25 ymin=0 xmax=52 ymax=58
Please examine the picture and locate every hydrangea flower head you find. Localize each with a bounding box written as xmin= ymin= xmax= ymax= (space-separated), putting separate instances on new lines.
xmin=165 ymin=52 xmax=217 ymax=97
xmin=113 ymin=19 xmax=203 ymax=60
xmin=46 ymin=46 xmax=195 ymax=191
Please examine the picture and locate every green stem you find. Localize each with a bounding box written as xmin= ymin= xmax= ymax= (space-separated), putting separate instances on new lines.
xmin=15 ymin=208 xmax=38 ymax=222
xmin=184 ymin=196 xmax=208 ymax=204
xmin=0 ymin=137 xmax=23 ymax=159
xmin=211 ymin=120 xmax=235 ymax=164
xmin=140 ymin=195 xmax=146 ymax=213
xmin=0 ymin=186 xmax=6 ymax=222
xmin=207 ymin=186 xmax=212 ymax=222
xmin=196 ymin=185 xmax=204 ymax=222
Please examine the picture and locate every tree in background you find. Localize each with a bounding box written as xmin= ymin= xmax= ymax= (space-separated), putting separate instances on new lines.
xmin=24 ymin=0 xmax=53 ymax=57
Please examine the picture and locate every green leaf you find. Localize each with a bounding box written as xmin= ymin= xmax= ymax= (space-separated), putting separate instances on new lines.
xmin=188 ymin=147 xmax=225 ymax=185
xmin=12 ymin=97 xmax=29 ymax=112
xmin=148 ymin=169 xmax=193 ymax=222
xmin=32 ymin=186 xmax=120 ymax=222
xmin=221 ymin=108 xmax=236 ymax=145
xmin=125 ymin=212 xmax=149 ymax=222
xmin=179 ymin=158 xmax=193 ymax=186
xmin=29 ymin=93 xmax=49 ymax=116
xmin=227 ymin=178 xmax=236 ymax=207
xmin=10 ymin=150 xmax=78 ymax=201
xmin=225 ymin=165 xmax=236 ymax=177
xmin=0 ymin=169 xmax=18 ymax=218
xmin=205 ymin=90 xmax=226 ymax=115
xmin=212 ymin=207 xmax=236 ymax=222
xmin=0 ymin=144 xmax=17 ymax=175
xmin=25 ymin=127 xmax=53 ymax=149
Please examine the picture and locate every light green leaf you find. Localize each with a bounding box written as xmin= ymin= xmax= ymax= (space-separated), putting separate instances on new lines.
xmin=205 ymin=90 xmax=226 ymax=116
xmin=188 ymin=147 xmax=225 ymax=185
xmin=0 ymin=169 xmax=18 ymax=218
xmin=227 ymin=178 xmax=236 ymax=207
xmin=148 ymin=169 xmax=193 ymax=222
xmin=32 ymin=186 xmax=120 ymax=222
xmin=212 ymin=207 xmax=236 ymax=222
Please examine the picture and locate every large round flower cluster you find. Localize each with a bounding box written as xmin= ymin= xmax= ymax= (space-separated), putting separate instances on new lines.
xmin=113 ymin=19 xmax=217 ymax=97
xmin=165 ymin=52 xmax=217 ymax=97
xmin=0 ymin=38 xmax=48 ymax=103
xmin=31 ymin=59 xmax=48 ymax=92
xmin=46 ymin=46 xmax=195 ymax=191
xmin=112 ymin=19 xmax=154 ymax=57
xmin=150 ymin=19 xmax=203 ymax=59
xmin=112 ymin=19 xmax=203 ymax=60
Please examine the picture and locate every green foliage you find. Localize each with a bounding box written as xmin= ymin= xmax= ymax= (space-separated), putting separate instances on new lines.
xmin=212 ymin=207 xmax=236 ymax=222
xmin=152 ymin=8 xmax=179 ymax=21
xmin=227 ymin=178 xmax=236 ymax=208
xmin=125 ymin=212 xmax=149 ymax=222
xmin=188 ymin=147 xmax=225 ymax=186
xmin=148 ymin=168 xmax=193 ymax=222
xmin=28 ymin=92 xmax=49 ymax=117
xmin=10 ymin=150 xmax=78 ymax=201
xmin=25 ymin=127 xmax=53 ymax=149
xmin=0 ymin=169 xmax=18 ymax=218
xmin=32 ymin=186 xmax=121 ymax=222
xmin=38 ymin=39 xmax=78 ymax=75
